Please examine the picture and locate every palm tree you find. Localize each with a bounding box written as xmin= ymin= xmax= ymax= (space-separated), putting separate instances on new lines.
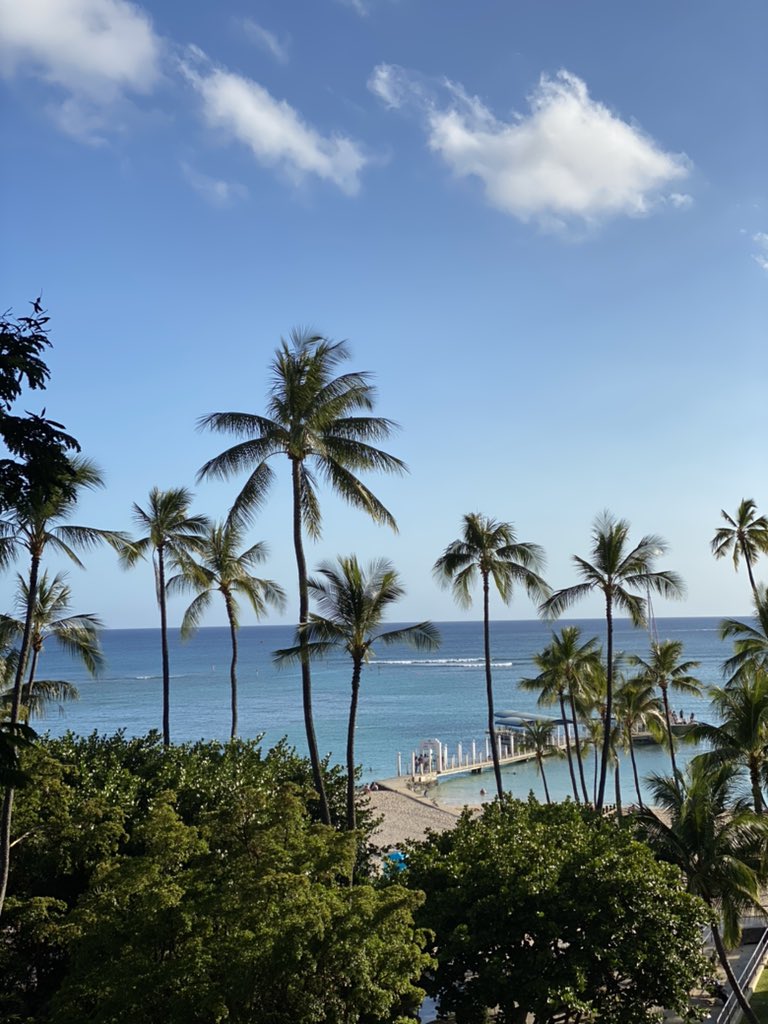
xmin=0 ymin=570 xmax=102 ymax=698
xmin=720 ymin=587 xmax=768 ymax=683
xmin=121 ymin=487 xmax=209 ymax=747
xmin=198 ymin=332 xmax=405 ymax=826
xmin=520 ymin=719 xmax=559 ymax=804
xmin=520 ymin=627 xmax=601 ymax=803
xmin=434 ymin=514 xmax=549 ymax=801
xmin=688 ymin=669 xmax=768 ymax=814
xmin=0 ymin=456 xmax=125 ymax=917
xmin=711 ymin=499 xmax=768 ymax=599
xmin=274 ymin=556 xmax=439 ymax=829
xmin=0 ymin=457 xmax=120 ymax=726
xmin=168 ymin=520 xmax=286 ymax=739
xmin=613 ymin=675 xmax=665 ymax=808
xmin=629 ymin=639 xmax=701 ymax=788
xmin=541 ymin=512 xmax=684 ymax=811
xmin=637 ymin=761 xmax=768 ymax=1024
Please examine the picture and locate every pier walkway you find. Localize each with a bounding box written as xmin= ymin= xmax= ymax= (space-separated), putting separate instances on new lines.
xmin=389 ymin=730 xmax=568 ymax=785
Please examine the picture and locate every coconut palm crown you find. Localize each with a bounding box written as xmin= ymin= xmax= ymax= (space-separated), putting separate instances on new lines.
xmin=198 ymin=331 xmax=406 ymax=826
xmin=711 ymin=499 xmax=768 ymax=599
xmin=540 ymin=511 xmax=685 ymax=811
xmin=720 ymin=587 xmax=768 ymax=684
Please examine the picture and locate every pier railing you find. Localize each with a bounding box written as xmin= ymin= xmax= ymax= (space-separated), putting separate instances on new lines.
xmin=396 ymin=733 xmax=567 ymax=781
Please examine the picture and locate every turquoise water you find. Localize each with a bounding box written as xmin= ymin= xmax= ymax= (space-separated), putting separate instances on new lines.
xmin=33 ymin=616 xmax=730 ymax=805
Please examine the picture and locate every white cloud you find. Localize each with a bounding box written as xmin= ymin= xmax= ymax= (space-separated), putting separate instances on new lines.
xmin=181 ymin=162 xmax=247 ymax=206
xmin=668 ymin=192 xmax=693 ymax=209
xmin=369 ymin=65 xmax=691 ymax=225
xmin=0 ymin=0 xmax=161 ymax=142
xmin=753 ymin=232 xmax=768 ymax=272
xmin=239 ymin=18 xmax=289 ymax=64
xmin=0 ymin=0 xmax=160 ymax=98
xmin=368 ymin=63 xmax=414 ymax=109
xmin=181 ymin=51 xmax=367 ymax=195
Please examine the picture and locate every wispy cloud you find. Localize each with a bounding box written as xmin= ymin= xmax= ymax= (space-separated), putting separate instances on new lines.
xmin=335 ymin=0 xmax=371 ymax=15
xmin=0 ymin=0 xmax=161 ymax=141
xmin=238 ymin=18 xmax=289 ymax=64
xmin=753 ymin=232 xmax=768 ymax=272
xmin=181 ymin=48 xmax=367 ymax=195
xmin=368 ymin=65 xmax=691 ymax=227
xmin=181 ymin=162 xmax=247 ymax=206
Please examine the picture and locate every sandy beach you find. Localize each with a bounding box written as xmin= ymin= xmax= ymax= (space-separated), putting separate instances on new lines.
xmin=365 ymin=784 xmax=471 ymax=848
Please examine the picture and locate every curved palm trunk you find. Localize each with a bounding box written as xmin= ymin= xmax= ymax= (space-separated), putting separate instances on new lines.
xmin=559 ymin=692 xmax=580 ymax=802
xmin=660 ymin=685 xmax=681 ymax=798
xmin=628 ymin=731 xmax=644 ymax=808
xmin=482 ymin=573 xmax=504 ymax=801
xmin=597 ymin=595 xmax=613 ymax=811
xmin=224 ymin=592 xmax=239 ymax=740
xmin=569 ymin=690 xmax=590 ymax=803
xmin=537 ymin=751 xmax=551 ymax=804
xmin=614 ymin=755 xmax=622 ymax=818
xmin=157 ymin=545 xmax=171 ymax=747
xmin=749 ymin=756 xmax=764 ymax=814
xmin=346 ymin=659 xmax=363 ymax=831
xmin=0 ymin=549 xmax=42 ymax=918
xmin=743 ymin=548 xmax=759 ymax=601
xmin=292 ymin=461 xmax=331 ymax=826
xmin=711 ymin=919 xmax=760 ymax=1024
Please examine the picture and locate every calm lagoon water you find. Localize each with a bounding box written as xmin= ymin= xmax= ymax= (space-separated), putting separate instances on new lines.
xmin=35 ymin=616 xmax=731 ymax=805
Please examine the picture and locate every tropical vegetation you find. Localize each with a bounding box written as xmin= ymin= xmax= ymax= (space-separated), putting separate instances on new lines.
xmin=2 ymin=299 xmax=768 ymax=1021
xmin=274 ymin=555 xmax=439 ymax=830
xmin=542 ymin=511 xmax=685 ymax=811
xmin=434 ymin=513 xmax=549 ymax=800
xmin=169 ymin=519 xmax=286 ymax=738
xmin=198 ymin=331 xmax=406 ymax=826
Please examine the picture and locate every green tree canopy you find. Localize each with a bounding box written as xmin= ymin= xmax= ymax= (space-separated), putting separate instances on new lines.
xmin=1 ymin=732 xmax=430 ymax=1024
xmin=401 ymin=797 xmax=710 ymax=1024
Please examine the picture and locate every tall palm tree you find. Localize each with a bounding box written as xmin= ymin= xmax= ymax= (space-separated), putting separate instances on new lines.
xmin=274 ymin=555 xmax=439 ymax=829
xmin=541 ymin=512 xmax=684 ymax=811
xmin=613 ymin=675 xmax=665 ymax=808
xmin=520 ymin=627 xmax=601 ymax=803
xmin=720 ymin=587 xmax=768 ymax=683
xmin=520 ymin=719 xmax=559 ymax=804
xmin=434 ymin=514 xmax=549 ymax=801
xmin=688 ymin=670 xmax=768 ymax=814
xmin=168 ymin=520 xmax=286 ymax=739
xmin=711 ymin=499 xmax=768 ymax=599
xmin=198 ymin=332 xmax=405 ymax=826
xmin=121 ymin=487 xmax=209 ymax=747
xmin=0 ymin=456 xmax=125 ymax=917
xmin=637 ymin=761 xmax=768 ymax=1024
xmin=629 ymin=639 xmax=701 ymax=789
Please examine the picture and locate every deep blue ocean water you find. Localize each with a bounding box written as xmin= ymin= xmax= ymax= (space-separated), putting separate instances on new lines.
xmin=32 ymin=616 xmax=733 ymax=805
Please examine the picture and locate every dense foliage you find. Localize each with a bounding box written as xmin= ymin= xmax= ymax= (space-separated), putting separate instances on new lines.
xmin=400 ymin=798 xmax=711 ymax=1024
xmin=0 ymin=733 xmax=430 ymax=1024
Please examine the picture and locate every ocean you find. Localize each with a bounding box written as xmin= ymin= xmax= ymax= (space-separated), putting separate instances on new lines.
xmin=30 ymin=616 xmax=733 ymax=806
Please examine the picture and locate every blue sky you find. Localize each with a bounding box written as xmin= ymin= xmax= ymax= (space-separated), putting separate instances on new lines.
xmin=1 ymin=0 xmax=766 ymax=629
